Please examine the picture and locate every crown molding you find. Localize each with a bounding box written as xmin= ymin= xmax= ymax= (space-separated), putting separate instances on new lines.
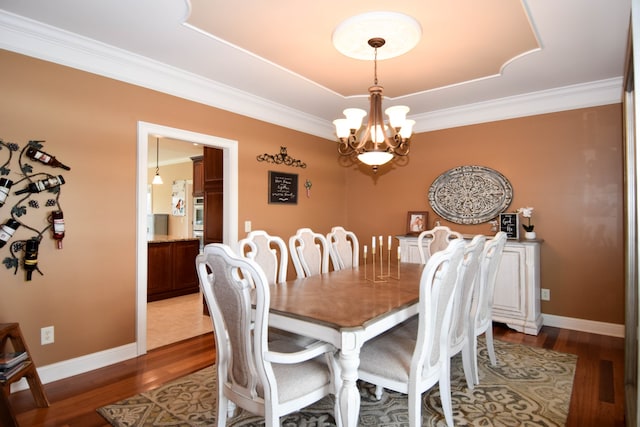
xmin=0 ymin=10 xmax=329 ymax=138
xmin=412 ymin=77 xmax=623 ymax=133
xmin=0 ymin=10 xmax=624 ymax=141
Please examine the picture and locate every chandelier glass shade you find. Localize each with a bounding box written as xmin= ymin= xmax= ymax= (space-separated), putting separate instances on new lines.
xmin=333 ymin=37 xmax=415 ymax=172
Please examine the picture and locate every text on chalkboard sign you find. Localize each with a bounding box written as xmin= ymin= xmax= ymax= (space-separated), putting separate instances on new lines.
xmin=499 ymin=213 xmax=519 ymax=239
xmin=268 ymin=171 xmax=298 ymax=204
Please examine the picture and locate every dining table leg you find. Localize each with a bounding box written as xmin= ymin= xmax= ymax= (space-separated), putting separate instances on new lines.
xmin=337 ymin=333 xmax=361 ymax=427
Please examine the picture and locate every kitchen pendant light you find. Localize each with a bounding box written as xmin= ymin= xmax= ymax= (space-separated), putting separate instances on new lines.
xmin=152 ymin=137 xmax=163 ymax=185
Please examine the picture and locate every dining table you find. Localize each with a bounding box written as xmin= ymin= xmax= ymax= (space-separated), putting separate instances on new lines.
xmin=267 ymin=261 xmax=425 ymax=427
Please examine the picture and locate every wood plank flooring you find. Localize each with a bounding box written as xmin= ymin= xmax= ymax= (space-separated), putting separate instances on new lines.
xmin=8 ymin=323 xmax=626 ymax=427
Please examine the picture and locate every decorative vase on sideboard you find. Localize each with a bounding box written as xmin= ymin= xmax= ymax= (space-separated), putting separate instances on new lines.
xmin=524 ymin=231 xmax=537 ymax=240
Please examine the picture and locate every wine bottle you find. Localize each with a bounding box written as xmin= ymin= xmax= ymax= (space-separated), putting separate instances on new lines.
xmin=51 ymin=210 xmax=65 ymax=249
xmin=0 ymin=219 xmax=20 ymax=248
xmin=24 ymin=238 xmax=39 ymax=281
xmin=14 ymin=175 xmax=65 ymax=195
xmin=0 ymin=178 xmax=12 ymax=207
xmin=26 ymin=146 xmax=71 ymax=171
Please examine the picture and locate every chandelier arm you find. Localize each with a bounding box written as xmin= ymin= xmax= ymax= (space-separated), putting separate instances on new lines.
xmin=337 ymin=138 xmax=357 ymax=156
xmin=392 ymin=137 xmax=410 ymax=156
xmin=386 ymin=131 xmax=409 ymax=150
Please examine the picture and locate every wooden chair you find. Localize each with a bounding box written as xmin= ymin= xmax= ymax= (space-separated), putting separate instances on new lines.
xmin=417 ymin=225 xmax=463 ymax=264
xmin=196 ymin=244 xmax=338 ymax=427
xmin=469 ymin=231 xmax=507 ymax=384
xmin=326 ymin=226 xmax=359 ymax=270
xmin=357 ymin=239 xmax=466 ymax=427
xmin=288 ymin=228 xmax=330 ymax=278
xmin=238 ymin=230 xmax=288 ymax=284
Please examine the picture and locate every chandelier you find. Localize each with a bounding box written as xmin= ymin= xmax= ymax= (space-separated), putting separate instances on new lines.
xmin=333 ymin=37 xmax=415 ymax=173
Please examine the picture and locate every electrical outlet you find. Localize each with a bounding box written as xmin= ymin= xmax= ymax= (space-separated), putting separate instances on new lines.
xmin=244 ymin=221 xmax=251 ymax=233
xmin=541 ymin=288 xmax=550 ymax=301
xmin=41 ymin=326 xmax=54 ymax=345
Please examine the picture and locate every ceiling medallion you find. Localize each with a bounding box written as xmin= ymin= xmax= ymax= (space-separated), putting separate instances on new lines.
xmin=428 ymin=165 xmax=513 ymax=224
xmin=332 ymin=11 xmax=422 ymax=60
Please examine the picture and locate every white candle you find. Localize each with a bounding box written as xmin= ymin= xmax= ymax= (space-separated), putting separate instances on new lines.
xmin=372 ymin=236 xmax=376 ymax=249
xmin=397 ymin=246 xmax=401 ymax=260
xmin=379 ymin=235 xmax=382 ymax=248
xmin=388 ymin=235 xmax=392 ymax=249
xmin=364 ymin=245 xmax=368 ymax=256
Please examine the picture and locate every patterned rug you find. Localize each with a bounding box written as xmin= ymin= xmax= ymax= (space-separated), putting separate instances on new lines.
xmin=98 ymin=338 xmax=577 ymax=426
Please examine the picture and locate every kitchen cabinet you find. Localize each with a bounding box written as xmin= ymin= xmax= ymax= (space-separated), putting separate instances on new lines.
xmin=203 ymin=147 xmax=223 ymax=245
xmin=191 ymin=155 xmax=203 ymax=196
xmin=147 ymin=238 xmax=200 ymax=302
xmin=397 ymin=235 xmax=542 ymax=335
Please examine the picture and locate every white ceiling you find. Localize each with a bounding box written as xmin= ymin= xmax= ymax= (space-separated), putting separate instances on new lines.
xmin=0 ymin=0 xmax=632 ymax=144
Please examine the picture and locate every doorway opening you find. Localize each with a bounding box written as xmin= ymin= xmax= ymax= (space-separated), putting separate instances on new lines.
xmin=136 ymin=121 xmax=238 ymax=355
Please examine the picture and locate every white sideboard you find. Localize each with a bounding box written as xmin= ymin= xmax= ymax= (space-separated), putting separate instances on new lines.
xmin=397 ymin=235 xmax=543 ymax=335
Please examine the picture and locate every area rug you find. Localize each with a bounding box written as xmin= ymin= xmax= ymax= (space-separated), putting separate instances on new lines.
xmin=98 ymin=338 xmax=577 ymax=426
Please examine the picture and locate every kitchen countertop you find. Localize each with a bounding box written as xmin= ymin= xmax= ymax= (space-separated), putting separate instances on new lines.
xmin=148 ymin=235 xmax=200 ymax=243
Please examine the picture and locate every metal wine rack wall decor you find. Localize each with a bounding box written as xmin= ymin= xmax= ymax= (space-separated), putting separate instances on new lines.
xmin=0 ymin=139 xmax=69 ymax=281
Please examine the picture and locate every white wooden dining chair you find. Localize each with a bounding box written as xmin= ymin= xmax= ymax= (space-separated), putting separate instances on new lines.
xmin=288 ymin=228 xmax=330 ymax=278
xmin=238 ymin=230 xmax=288 ymax=285
xmin=417 ymin=225 xmax=463 ymax=264
xmin=469 ymin=231 xmax=507 ymax=384
xmin=326 ymin=226 xmax=359 ymax=270
xmin=196 ymin=243 xmax=338 ymax=427
xmin=357 ymin=238 xmax=466 ymax=427
xmin=446 ymin=234 xmax=485 ymax=390
xmin=398 ymin=234 xmax=486 ymax=393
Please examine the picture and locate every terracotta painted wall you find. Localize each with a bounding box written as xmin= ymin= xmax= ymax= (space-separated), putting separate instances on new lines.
xmin=345 ymin=105 xmax=624 ymax=324
xmin=0 ymin=48 xmax=625 ymax=369
xmin=0 ymin=49 xmax=347 ymax=366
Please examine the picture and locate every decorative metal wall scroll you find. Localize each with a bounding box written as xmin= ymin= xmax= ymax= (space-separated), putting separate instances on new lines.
xmin=257 ymin=146 xmax=307 ymax=168
xmin=0 ymin=139 xmax=69 ymax=281
xmin=428 ymin=165 xmax=513 ymax=224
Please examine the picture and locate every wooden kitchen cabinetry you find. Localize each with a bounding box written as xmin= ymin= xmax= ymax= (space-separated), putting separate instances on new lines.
xmin=397 ymin=235 xmax=543 ymax=335
xmin=203 ymin=147 xmax=223 ymax=245
xmin=191 ymin=155 xmax=203 ymax=197
xmin=147 ymin=238 xmax=200 ymax=302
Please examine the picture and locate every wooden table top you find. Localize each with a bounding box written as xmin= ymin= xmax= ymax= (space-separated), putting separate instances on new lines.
xmin=268 ymin=262 xmax=425 ymax=329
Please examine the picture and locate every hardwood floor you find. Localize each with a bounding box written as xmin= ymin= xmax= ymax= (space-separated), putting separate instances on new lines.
xmin=8 ymin=323 xmax=625 ymax=427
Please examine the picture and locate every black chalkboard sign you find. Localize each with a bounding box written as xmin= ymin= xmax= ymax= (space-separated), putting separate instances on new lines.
xmin=268 ymin=171 xmax=298 ymax=204
xmin=499 ymin=213 xmax=519 ymax=239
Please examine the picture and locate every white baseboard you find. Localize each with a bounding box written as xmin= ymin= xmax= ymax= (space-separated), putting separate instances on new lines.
xmin=10 ymin=314 xmax=626 ymax=391
xmin=542 ymin=313 xmax=625 ymax=338
xmin=11 ymin=342 xmax=138 ymax=393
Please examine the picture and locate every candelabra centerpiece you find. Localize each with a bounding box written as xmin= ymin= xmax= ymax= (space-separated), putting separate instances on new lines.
xmin=363 ymin=235 xmax=400 ymax=282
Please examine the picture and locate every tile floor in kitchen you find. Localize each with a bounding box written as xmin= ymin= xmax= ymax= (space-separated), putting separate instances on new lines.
xmin=146 ymin=292 xmax=212 ymax=350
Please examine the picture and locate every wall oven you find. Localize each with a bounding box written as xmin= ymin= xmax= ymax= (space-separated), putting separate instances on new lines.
xmin=193 ymin=197 xmax=204 ymax=231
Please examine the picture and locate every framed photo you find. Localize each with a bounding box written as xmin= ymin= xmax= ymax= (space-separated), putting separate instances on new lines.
xmin=499 ymin=213 xmax=519 ymax=239
xmin=406 ymin=211 xmax=428 ymax=235
xmin=268 ymin=171 xmax=298 ymax=204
